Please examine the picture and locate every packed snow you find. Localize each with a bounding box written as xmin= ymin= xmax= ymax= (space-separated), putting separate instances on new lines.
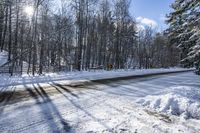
xmin=0 ymin=72 xmax=200 ymax=133
xmin=137 ymin=86 xmax=200 ymax=119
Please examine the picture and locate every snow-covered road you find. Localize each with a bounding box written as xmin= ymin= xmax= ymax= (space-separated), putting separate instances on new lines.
xmin=0 ymin=72 xmax=200 ymax=133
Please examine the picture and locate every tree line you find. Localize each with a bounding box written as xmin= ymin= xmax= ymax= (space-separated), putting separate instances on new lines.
xmin=0 ymin=0 xmax=179 ymax=75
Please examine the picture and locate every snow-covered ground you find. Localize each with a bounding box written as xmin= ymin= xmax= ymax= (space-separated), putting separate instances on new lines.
xmin=0 ymin=72 xmax=200 ymax=133
xmin=137 ymin=86 xmax=200 ymax=119
xmin=0 ymin=50 xmax=193 ymax=91
xmin=0 ymin=68 xmax=192 ymax=90
xmin=1 ymin=51 xmax=200 ymax=132
xmin=0 ymin=51 xmax=8 ymax=66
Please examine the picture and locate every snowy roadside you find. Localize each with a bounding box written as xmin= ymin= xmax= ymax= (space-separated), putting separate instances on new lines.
xmin=0 ymin=51 xmax=8 ymax=66
xmin=137 ymin=86 xmax=200 ymax=120
xmin=0 ymin=71 xmax=200 ymax=132
xmin=1 ymin=85 xmax=200 ymax=132
xmin=0 ymin=50 xmax=195 ymax=92
xmin=0 ymin=68 xmax=193 ymax=91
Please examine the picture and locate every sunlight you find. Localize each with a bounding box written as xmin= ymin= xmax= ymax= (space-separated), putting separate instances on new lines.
xmin=24 ymin=6 xmax=34 ymax=17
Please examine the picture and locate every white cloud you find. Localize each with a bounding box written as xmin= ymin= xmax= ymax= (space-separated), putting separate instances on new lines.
xmin=136 ymin=17 xmax=158 ymax=29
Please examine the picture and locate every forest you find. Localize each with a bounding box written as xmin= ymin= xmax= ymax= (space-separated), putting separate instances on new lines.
xmin=0 ymin=0 xmax=199 ymax=76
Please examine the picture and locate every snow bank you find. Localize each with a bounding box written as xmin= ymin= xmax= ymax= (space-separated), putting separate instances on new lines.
xmin=137 ymin=86 xmax=200 ymax=119
xmin=0 ymin=51 xmax=8 ymax=66
xmin=0 ymin=68 xmax=192 ymax=88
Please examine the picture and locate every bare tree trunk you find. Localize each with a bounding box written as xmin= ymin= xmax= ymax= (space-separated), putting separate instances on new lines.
xmin=20 ymin=23 xmax=24 ymax=75
xmin=39 ymin=34 xmax=44 ymax=75
xmin=1 ymin=6 xmax=8 ymax=51
xmin=11 ymin=0 xmax=19 ymax=75
xmin=32 ymin=0 xmax=40 ymax=75
xmin=8 ymin=3 xmax=11 ymax=62
xmin=0 ymin=5 xmax=4 ymax=51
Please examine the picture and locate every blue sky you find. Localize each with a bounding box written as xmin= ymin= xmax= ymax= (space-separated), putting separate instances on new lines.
xmin=130 ymin=0 xmax=174 ymax=30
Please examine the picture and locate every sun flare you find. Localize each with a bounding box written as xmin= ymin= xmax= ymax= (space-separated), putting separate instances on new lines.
xmin=24 ymin=6 xmax=34 ymax=17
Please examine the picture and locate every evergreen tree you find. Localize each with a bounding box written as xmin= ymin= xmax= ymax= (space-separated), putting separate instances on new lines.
xmin=166 ymin=0 xmax=200 ymax=74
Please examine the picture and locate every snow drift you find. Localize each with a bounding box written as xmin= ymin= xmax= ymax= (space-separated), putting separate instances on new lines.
xmin=137 ymin=86 xmax=200 ymax=119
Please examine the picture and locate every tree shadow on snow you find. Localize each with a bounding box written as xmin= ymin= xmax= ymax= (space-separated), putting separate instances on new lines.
xmin=19 ymin=83 xmax=72 ymax=132
xmin=51 ymin=82 xmax=79 ymax=98
xmin=50 ymin=83 xmax=114 ymax=132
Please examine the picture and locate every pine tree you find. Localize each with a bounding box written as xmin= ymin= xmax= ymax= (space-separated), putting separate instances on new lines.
xmin=166 ymin=0 xmax=200 ymax=74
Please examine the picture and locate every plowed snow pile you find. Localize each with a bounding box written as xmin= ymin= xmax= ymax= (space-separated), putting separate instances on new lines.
xmin=137 ymin=86 xmax=200 ymax=119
